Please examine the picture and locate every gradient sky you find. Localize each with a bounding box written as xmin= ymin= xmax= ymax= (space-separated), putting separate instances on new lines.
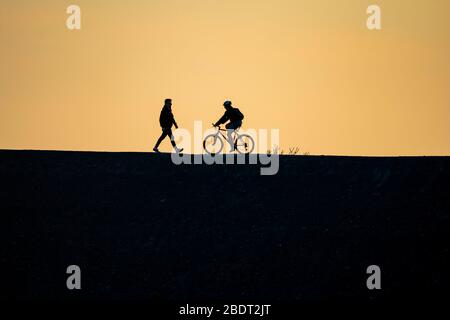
xmin=1 ymin=0 xmax=449 ymax=155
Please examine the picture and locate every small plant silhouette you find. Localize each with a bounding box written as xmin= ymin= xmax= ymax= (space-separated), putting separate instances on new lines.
xmin=267 ymin=145 xmax=282 ymax=155
xmin=289 ymin=147 xmax=300 ymax=155
xmin=267 ymin=146 xmax=308 ymax=156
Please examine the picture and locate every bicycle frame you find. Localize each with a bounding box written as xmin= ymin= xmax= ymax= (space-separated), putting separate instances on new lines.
xmin=204 ymin=124 xmax=254 ymax=154
xmin=214 ymin=126 xmax=238 ymax=144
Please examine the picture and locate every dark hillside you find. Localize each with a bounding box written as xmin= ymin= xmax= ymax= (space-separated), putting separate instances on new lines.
xmin=0 ymin=150 xmax=449 ymax=303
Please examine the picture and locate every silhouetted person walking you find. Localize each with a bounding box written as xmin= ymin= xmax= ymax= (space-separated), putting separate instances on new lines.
xmin=153 ymin=99 xmax=183 ymax=153
xmin=213 ymin=100 xmax=245 ymax=151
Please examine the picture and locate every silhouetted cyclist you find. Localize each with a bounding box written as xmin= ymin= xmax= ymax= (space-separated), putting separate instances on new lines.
xmin=153 ymin=98 xmax=183 ymax=153
xmin=213 ymin=100 xmax=245 ymax=151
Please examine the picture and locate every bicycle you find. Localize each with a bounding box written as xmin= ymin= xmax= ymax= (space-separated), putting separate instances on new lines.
xmin=203 ymin=124 xmax=255 ymax=154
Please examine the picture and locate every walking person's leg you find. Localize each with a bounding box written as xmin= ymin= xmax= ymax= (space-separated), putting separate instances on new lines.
xmin=167 ymin=128 xmax=184 ymax=153
xmin=153 ymin=128 xmax=169 ymax=152
xmin=167 ymin=128 xmax=176 ymax=148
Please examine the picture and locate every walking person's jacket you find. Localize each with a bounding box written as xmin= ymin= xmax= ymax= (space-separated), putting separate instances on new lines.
xmin=159 ymin=106 xmax=178 ymax=128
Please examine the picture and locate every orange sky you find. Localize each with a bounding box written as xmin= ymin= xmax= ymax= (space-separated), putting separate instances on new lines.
xmin=1 ymin=0 xmax=449 ymax=155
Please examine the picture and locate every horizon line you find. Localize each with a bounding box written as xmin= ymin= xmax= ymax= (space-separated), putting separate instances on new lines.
xmin=0 ymin=149 xmax=449 ymax=158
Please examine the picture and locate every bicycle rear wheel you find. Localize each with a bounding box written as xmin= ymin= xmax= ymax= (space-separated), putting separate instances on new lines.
xmin=203 ymin=134 xmax=224 ymax=154
xmin=235 ymin=134 xmax=255 ymax=154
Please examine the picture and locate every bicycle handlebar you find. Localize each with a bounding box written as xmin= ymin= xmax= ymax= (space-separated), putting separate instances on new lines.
xmin=212 ymin=123 xmax=228 ymax=132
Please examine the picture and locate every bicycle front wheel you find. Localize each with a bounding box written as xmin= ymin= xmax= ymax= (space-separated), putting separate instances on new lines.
xmin=203 ymin=134 xmax=224 ymax=154
xmin=235 ymin=134 xmax=255 ymax=154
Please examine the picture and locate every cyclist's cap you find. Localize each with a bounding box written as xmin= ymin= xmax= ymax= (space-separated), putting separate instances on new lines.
xmin=223 ymin=100 xmax=232 ymax=107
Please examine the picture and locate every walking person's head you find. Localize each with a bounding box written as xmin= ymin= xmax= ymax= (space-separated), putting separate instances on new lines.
xmin=223 ymin=100 xmax=232 ymax=110
xmin=164 ymin=98 xmax=172 ymax=110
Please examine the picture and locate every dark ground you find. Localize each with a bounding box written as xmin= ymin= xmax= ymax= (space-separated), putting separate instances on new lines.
xmin=0 ymin=150 xmax=449 ymax=305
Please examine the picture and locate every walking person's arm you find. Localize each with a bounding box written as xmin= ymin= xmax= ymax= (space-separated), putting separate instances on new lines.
xmin=173 ymin=117 xmax=179 ymax=129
